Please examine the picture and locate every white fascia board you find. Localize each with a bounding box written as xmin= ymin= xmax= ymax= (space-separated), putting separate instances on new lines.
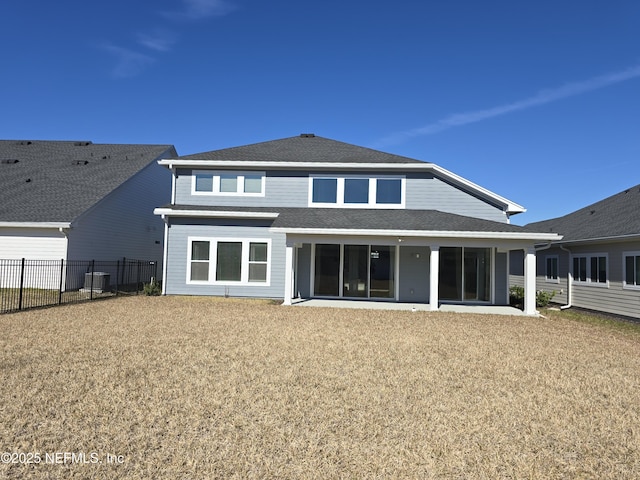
xmin=158 ymin=159 xmax=435 ymax=170
xmin=0 ymin=222 xmax=72 ymax=229
xmin=270 ymin=227 xmax=562 ymax=241
xmin=153 ymin=208 xmax=279 ymax=219
xmin=550 ymin=233 xmax=640 ymax=246
xmin=430 ymin=165 xmax=526 ymax=215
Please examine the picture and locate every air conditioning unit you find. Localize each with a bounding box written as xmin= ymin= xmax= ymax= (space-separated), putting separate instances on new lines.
xmin=83 ymin=272 xmax=110 ymax=293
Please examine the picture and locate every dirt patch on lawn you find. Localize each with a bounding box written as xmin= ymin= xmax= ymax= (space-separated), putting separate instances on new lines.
xmin=1 ymin=296 xmax=639 ymax=478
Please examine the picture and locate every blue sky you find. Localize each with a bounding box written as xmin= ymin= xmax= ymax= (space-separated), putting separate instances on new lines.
xmin=2 ymin=0 xmax=639 ymax=225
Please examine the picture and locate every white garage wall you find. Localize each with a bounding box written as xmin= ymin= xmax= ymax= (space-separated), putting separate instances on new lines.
xmin=0 ymin=227 xmax=67 ymax=260
xmin=0 ymin=227 xmax=68 ymax=289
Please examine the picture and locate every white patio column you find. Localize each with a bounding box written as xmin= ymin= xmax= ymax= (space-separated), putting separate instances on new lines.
xmin=523 ymin=247 xmax=537 ymax=315
xmin=283 ymin=242 xmax=294 ymax=305
xmin=429 ymin=245 xmax=440 ymax=311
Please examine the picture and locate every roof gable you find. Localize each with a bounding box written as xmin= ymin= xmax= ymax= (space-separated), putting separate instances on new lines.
xmin=169 ymin=134 xmax=525 ymax=215
xmin=0 ymin=140 xmax=176 ymax=223
xmin=527 ymin=184 xmax=640 ymax=242
xmin=179 ymin=134 xmax=426 ymax=164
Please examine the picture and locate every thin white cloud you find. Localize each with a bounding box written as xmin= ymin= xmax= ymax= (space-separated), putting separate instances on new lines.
xmin=163 ymin=0 xmax=235 ymax=20
xmin=100 ymin=1 xmax=233 ymax=78
xmin=378 ymin=64 xmax=640 ymax=146
xmin=137 ymin=30 xmax=177 ymax=52
xmin=101 ymin=44 xmax=155 ymax=78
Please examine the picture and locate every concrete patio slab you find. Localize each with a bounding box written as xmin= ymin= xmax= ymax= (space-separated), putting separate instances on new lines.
xmin=290 ymin=298 xmax=530 ymax=316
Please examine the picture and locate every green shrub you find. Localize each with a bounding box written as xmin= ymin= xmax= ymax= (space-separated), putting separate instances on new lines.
xmin=143 ymin=281 xmax=162 ymax=296
xmin=509 ymin=286 xmax=557 ymax=308
xmin=509 ymin=286 xmax=524 ymax=307
xmin=536 ymin=289 xmax=556 ymax=308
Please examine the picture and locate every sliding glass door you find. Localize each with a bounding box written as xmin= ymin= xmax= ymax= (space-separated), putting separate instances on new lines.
xmin=313 ymin=244 xmax=396 ymax=299
xmin=370 ymin=246 xmax=395 ymax=298
xmin=439 ymin=247 xmax=491 ymax=302
xmin=343 ymin=245 xmax=368 ymax=297
xmin=314 ymin=244 xmax=340 ymax=296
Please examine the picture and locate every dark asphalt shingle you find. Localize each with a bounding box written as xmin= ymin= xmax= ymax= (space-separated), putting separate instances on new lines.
xmin=527 ymin=184 xmax=640 ymax=241
xmin=178 ymin=135 xmax=427 ymax=164
xmin=0 ymin=140 xmax=176 ymax=223
xmin=163 ymin=204 xmax=536 ymax=233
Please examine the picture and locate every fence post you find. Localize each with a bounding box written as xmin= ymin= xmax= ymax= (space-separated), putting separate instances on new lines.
xmin=58 ymin=259 xmax=64 ymax=305
xmin=136 ymin=260 xmax=141 ymax=295
xmin=18 ymin=258 xmax=25 ymax=311
xmin=115 ymin=259 xmax=120 ymax=297
xmin=121 ymin=257 xmax=126 ymax=287
xmin=90 ymin=260 xmax=95 ymax=301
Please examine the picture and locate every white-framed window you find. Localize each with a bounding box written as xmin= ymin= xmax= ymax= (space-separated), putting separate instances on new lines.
xmin=187 ymin=237 xmax=271 ymax=285
xmin=192 ymin=170 xmax=266 ymax=196
xmin=623 ymin=251 xmax=640 ymax=290
xmin=308 ymin=175 xmax=405 ymax=208
xmin=545 ymin=255 xmax=559 ymax=282
xmin=572 ymin=253 xmax=608 ymax=286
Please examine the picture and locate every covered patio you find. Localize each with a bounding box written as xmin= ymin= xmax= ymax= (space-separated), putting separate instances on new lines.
xmin=269 ymin=208 xmax=561 ymax=315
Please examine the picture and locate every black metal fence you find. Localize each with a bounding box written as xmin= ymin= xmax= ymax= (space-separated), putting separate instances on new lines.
xmin=0 ymin=258 xmax=158 ymax=314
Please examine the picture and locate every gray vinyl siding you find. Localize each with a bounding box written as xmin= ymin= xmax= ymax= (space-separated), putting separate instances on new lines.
xmin=516 ymin=241 xmax=640 ymax=318
xmin=565 ymin=242 xmax=640 ymax=319
xmin=405 ymin=173 xmax=508 ymax=222
xmin=175 ymin=169 xmax=509 ymax=221
xmin=164 ymin=218 xmax=285 ymax=298
xmin=296 ymin=243 xmax=311 ymax=298
xmin=175 ymin=169 xmax=308 ymax=208
xmin=494 ymin=251 xmax=508 ymax=305
xmin=67 ymin=158 xmax=171 ymax=265
xmin=398 ymin=246 xmax=430 ymax=302
xmin=509 ymin=250 xmax=525 ymax=290
xmin=535 ymin=247 xmax=569 ymax=306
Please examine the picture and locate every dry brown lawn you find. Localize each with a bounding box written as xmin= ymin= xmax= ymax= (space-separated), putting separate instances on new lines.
xmin=1 ymin=296 xmax=639 ymax=479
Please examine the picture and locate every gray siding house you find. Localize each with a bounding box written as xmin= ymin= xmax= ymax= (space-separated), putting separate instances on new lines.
xmin=155 ymin=135 xmax=560 ymax=314
xmin=518 ymin=185 xmax=640 ymax=319
xmin=0 ymin=140 xmax=177 ymax=266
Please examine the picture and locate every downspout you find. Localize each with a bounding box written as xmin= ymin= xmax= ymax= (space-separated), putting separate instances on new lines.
xmin=58 ymin=226 xmax=70 ymax=258
xmin=170 ymin=163 xmax=176 ymax=205
xmin=559 ymin=244 xmax=572 ymax=310
xmin=163 ymin=162 xmax=175 ymax=295
xmin=161 ymin=214 xmax=169 ymax=295
xmin=535 ymin=242 xmax=552 ymax=253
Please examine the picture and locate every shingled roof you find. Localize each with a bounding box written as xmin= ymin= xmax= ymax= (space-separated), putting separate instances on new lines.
xmin=159 ymin=204 xmax=555 ymax=238
xmin=0 ymin=140 xmax=176 ymax=223
xmin=527 ymin=184 xmax=640 ymax=242
xmin=178 ymin=134 xmax=426 ymax=164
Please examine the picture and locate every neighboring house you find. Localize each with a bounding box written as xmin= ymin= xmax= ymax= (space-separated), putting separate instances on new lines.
xmin=154 ymin=134 xmax=560 ymax=314
xmin=0 ymin=140 xmax=177 ymax=265
xmin=515 ymin=184 xmax=640 ymax=319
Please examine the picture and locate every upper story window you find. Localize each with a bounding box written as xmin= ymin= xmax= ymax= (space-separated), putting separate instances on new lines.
xmin=309 ymin=175 xmax=405 ymax=208
xmin=312 ymin=178 xmax=338 ymax=203
xmin=193 ymin=170 xmax=265 ymax=196
xmin=572 ymin=254 xmax=608 ymax=286
xmin=623 ymin=252 xmax=640 ymax=290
